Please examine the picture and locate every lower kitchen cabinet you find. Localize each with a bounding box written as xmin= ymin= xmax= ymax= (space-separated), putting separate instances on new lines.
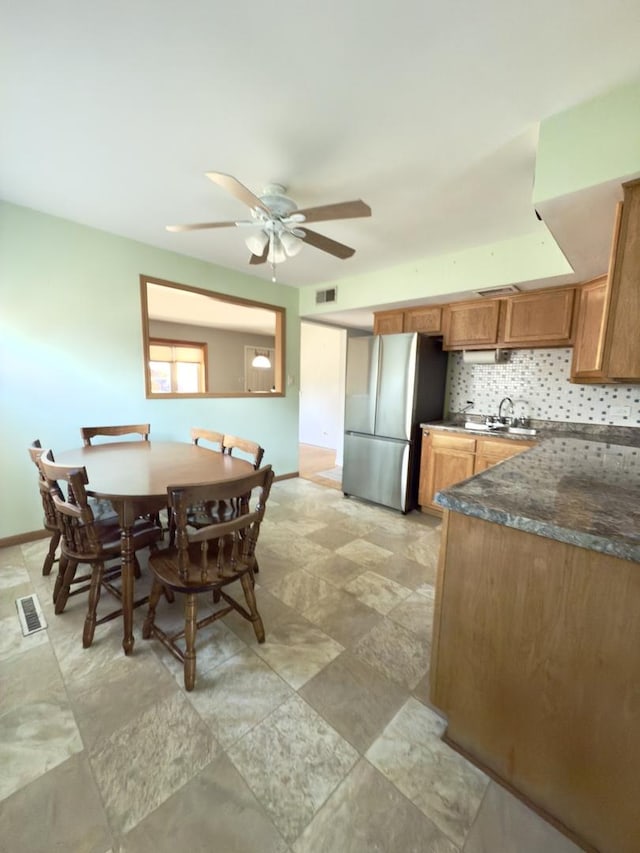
xmin=419 ymin=429 xmax=535 ymax=513
xmin=474 ymin=436 xmax=535 ymax=471
xmin=419 ymin=432 xmax=475 ymax=511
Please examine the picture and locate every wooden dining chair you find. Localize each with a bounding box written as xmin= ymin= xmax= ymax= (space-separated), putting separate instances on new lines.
xmin=222 ymin=434 xmax=264 ymax=469
xmin=81 ymin=424 xmax=150 ymax=446
xmin=143 ymin=465 xmax=274 ymax=691
xmin=191 ymin=427 xmax=224 ymax=450
xmin=27 ymin=440 xmax=61 ymax=576
xmin=39 ymin=450 xmax=162 ymax=647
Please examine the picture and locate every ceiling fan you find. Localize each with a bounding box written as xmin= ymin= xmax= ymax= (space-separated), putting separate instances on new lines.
xmin=166 ymin=172 xmax=371 ymax=275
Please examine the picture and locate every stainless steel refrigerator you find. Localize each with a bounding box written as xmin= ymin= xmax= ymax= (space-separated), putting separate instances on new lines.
xmin=342 ymin=332 xmax=447 ymax=512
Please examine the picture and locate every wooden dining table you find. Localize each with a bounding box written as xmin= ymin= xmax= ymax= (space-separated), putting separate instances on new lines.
xmin=55 ymin=440 xmax=253 ymax=655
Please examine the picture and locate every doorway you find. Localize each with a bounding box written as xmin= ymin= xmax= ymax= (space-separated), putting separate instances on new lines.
xmin=299 ymin=322 xmax=347 ymax=488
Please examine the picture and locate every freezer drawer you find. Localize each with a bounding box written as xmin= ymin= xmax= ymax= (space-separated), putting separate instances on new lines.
xmin=342 ymin=433 xmax=411 ymax=512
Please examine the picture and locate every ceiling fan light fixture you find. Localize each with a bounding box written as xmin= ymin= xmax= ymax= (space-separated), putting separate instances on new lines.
xmin=245 ymin=230 xmax=269 ymax=255
xmin=267 ymin=235 xmax=287 ymax=264
xmin=280 ymin=230 xmax=303 ymax=257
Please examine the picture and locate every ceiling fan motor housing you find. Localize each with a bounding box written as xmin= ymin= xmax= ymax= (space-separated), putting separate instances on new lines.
xmin=258 ymin=184 xmax=298 ymax=217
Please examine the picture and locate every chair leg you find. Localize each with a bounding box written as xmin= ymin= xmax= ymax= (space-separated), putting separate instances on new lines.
xmin=42 ymin=530 xmax=60 ymax=576
xmin=184 ymin=593 xmax=197 ymax=691
xmin=240 ymin=573 xmax=265 ymax=643
xmin=133 ymin=555 xmax=142 ymax=580
xmin=83 ymin=562 xmax=104 ymax=648
xmin=142 ymin=579 xmax=164 ymax=639
xmin=54 ymin=557 xmax=76 ymax=613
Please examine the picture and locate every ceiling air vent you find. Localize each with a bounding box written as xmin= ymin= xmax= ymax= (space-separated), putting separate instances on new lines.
xmin=474 ymin=284 xmax=520 ymax=298
xmin=315 ymin=287 xmax=337 ymax=305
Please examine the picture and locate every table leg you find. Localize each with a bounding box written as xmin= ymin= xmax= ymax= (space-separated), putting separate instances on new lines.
xmin=120 ymin=522 xmax=136 ymax=655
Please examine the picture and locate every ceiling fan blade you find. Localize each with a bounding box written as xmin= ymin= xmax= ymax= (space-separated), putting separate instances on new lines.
xmin=249 ymin=243 xmax=269 ymax=265
xmin=166 ymin=221 xmax=243 ymax=232
xmin=300 ymin=228 xmax=355 ymax=259
xmin=293 ymin=200 xmax=371 ymax=224
xmin=205 ymin=172 xmax=271 ymax=215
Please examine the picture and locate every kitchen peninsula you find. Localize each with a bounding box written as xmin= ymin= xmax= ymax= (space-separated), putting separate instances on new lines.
xmin=430 ymin=434 xmax=640 ymax=853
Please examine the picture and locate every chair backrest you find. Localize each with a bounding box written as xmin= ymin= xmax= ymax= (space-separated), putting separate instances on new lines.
xmin=81 ymin=424 xmax=150 ymax=447
xmin=191 ymin=427 xmax=224 ymax=451
xmin=38 ymin=449 xmax=103 ymax=558
xmin=168 ymin=466 xmax=274 ymax=581
xmin=27 ymin=440 xmax=58 ymax=532
xmin=222 ymin=434 xmax=264 ymax=469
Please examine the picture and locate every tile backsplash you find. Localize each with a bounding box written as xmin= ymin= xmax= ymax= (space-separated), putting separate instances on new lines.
xmin=445 ymin=348 xmax=640 ymax=427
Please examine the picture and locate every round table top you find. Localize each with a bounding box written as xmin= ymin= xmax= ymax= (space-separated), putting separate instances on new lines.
xmin=55 ymin=440 xmax=253 ymax=500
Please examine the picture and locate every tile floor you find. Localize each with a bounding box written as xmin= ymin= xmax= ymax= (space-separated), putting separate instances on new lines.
xmin=1 ymin=477 xmax=582 ymax=852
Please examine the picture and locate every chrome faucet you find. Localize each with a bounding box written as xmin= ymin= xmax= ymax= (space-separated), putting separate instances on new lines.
xmin=498 ymin=396 xmax=514 ymax=424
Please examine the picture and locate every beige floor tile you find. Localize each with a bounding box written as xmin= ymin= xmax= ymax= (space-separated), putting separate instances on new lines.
xmin=462 ymin=781 xmax=583 ymax=853
xmin=335 ymin=538 xmax=393 ymax=569
xmin=250 ymin=612 xmax=344 ymax=689
xmin=186 ymin=647 xmax=294 ymax=747
xmin=120 ymin=753 xmax=288 ymax=853
xmin=268 ymin=569 xmax=335 ymax=612
xmin=303 ymin=553 xmax=366 ymax=589
xmin=89 ymin=691 xmax=219 ymax=835
xmin=366 ymin=698 xmax=488 ymax=848
xmin=293 ymin=758 xmax=459 ymax=853
xmin=344 ymin=570 xmax=413 ymax=615
xmin=299 ymin=650 xmax=409 ymax=753
xmin=388 ymin=590 xmax=435 ymax=636
xmin=0 ymin=753 xmax=113 ymax=853
xmin=228 ymin=694 xmax=358 ymax=843
xmin=301 ymin=586 xmax=383 ymax=648
xmin=66 ymin=643 xmax=178 ymax=751
xmin=0 ymin=644 xmax=83 ymax=801
xmin=352 ymin=616 xmax=430 ymax=690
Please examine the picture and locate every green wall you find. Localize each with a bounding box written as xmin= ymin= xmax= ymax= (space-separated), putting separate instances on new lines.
xmin=0 ymin=201 xmax=300 ymax=539
xmin=299 ymin=225 xmax=572 ymax=320
xmin=534 ymin=78 xmax=640 ymax=203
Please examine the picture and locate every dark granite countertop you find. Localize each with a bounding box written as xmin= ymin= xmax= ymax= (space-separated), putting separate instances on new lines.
xmin=433 ymin=434 xmax=640 ymax=563
xmin=421 ymin=419 xmax=640 ymax=447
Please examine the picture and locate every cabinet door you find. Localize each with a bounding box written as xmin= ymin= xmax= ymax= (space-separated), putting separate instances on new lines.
xmin=405 ymin=306 xmax=443 ymax=335
xmin=420 ymin=432 xmax=476 ymax=511
xmin=570 ymin=277 xmax=612 ymax=382
xmin=373 ymin=311 xmax=405 ymax=335
xmin=602 ymin=180 xmax=640 ymax=381
xmin=443 ymin=300 xmax=501 ymax=349
xmin=502 ymin=288 xmax=575 ymax=346
xmin=475 ymin=438 xmax=534 ymax=472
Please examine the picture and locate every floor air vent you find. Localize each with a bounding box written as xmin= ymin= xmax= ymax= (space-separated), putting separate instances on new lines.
xmin=315 ymin=287 xmax=337 ymax=305
xmin=15 ymin=593 xmax=47 ymax=636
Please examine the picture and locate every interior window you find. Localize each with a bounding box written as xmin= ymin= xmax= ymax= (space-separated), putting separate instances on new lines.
xmin=149 ymin=339 xmax=207 ymax=394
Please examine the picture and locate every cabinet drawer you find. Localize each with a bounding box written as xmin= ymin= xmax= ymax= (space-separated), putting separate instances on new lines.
xmin=430 ymin=431 xmax=476 ymax=452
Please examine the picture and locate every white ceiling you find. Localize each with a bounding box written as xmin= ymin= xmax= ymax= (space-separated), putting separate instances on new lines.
xmin=3 ymin=1 xmax=640 ymax=329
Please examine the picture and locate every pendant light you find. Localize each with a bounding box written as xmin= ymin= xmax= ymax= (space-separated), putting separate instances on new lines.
xmin=251 ymin=350 xmax=271 ymax=369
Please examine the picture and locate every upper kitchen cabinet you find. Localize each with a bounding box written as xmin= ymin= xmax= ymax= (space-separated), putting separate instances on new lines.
xmin=404 ymin=305 xmax=443 ymax=335
xmin=373 ymin=309 xmax=405 ymax=335
xmin=571 ymin=179 xmax=640 ymax=383
xmin=442 ymin=299 xmax=502 ymax=349
xmin=502 ymin=286 xmax=576 ymax=347
xmin=570 ymin=275 xmax=611 ymax=382
xmin=373 ymin=305 xmax=443 ymax=336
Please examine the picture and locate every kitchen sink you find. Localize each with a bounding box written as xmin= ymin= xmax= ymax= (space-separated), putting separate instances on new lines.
xmin=505 ymin=426 xmax=537 ymax=436
xmin=463 ymin=420 xmax=536 ymax=437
